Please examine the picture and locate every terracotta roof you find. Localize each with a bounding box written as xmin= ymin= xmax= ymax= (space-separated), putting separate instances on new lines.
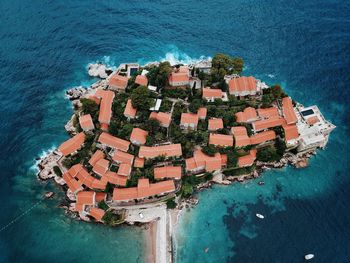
xmin=257 ymin=107 xmax=279 ymax=119
xmin=134 ymin=157 xmax=145 ymax=168
xmin=252 ymin=117 xmax=286 ymax=131
xmin=229 ymin=76 xmax=257 ymax=94
xmin=139 ymin=144 xmax=182 ymax=159
xmin=180 ymin=113 xmax=199 ymax=126
xmin=238 ymin=149 xmax=257 ymax=167
xmin=89 ymin=207 xmax=105 ymax=222
xmin=58 ymin=132 xmax=85 ymax=156
xmin=124 ymin=99 xmax=137 ymax=118
xmin=185 ymin=150 xmax=223 ymax=172
xmin=283 ymin=124 xmax=299 ymax=141
xmin=235 ymin=107 xmax=258 ymax=123
xmin=282 ymin=97 xmax=297 ymax=124
xmin=103 ymin=171 xmax=127 ymax=186
xmin=250 ymin=130 xmax=276 ymax=145
xmin=169 ymin=72 xmax=189 ymax=84
xmin=208 ymin=118 xmax=224 ymax=131
xmin=231 ymin=126 xmax=251 ymax=147
xmin=135 ymin=75 xmax=148 ymax=86
xmin=307 ymin=116 xmax=320 ymax=125
xmin=95 ymin=192 xmax=107 ymax=202
xmin=93 ymin=158 xmax=109 ymax=176
xmin=98 ymin=132 xmax=130 ymax=152
xmin=91 ymin=178 xmax=107 ymax=190
xmin=88 ymin=150 xmax=105 ymax=166
xmin=117 ymin=163 xmax=132 ymax=177
xmin=76 ymin=191 xmax=95 ymax=206
xmin=130 ymin=128 xmax=148 ymax=145
xmin=197 ymin=107 xmax=207 ymax=120
xmin=79 ymin=114 xmax=94 ymax=131
xmin=71 ymin=164 xmax=95 ymax=189
xmin=112 ymin=150 xmax=134 ymax=165
xmin=202 ymin=88 xmax=222 ymax=98
xmin=63 ymin=172 xmax=82 ymax=193
xmin=154 ymin=166 xmax=182 ymax=180
xmin=149 ymin=112 xmax=171 ymax=127
xmin=178 ymin=66 xmax=189 ymax=74
xmin=209 ymin=134 xmax=234 ymax=147
xmin=112 ymin=178 xmax=175 ymax=201
xmin=98 ymin=90 xmax=115 ymax=127
xmin=109 ymin=74 xmax=128 ymax=90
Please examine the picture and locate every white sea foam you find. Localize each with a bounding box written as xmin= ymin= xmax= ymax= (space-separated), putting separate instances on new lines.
xmin=268 ymin=74 xmax=275 ymax=78
xmin=29 ymin=146 xmax=57 ymax=173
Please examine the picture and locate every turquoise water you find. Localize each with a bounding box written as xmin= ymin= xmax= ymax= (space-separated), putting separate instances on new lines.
xmin=0 ymin=1 xmax=349 ymax=262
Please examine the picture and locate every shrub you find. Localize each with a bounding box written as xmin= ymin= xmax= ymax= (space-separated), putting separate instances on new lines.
xmin=166 ymin=198 xmax=177 ymax=209
xmin=53 ymin=166 xmax=62 ymax=177
xmin=98 ymin=200 xmax=109 ymax=211
xmin=202 ymin=145 xmax=217 ymax=157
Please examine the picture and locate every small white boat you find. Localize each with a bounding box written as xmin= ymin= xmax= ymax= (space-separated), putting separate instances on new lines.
xmin=256 ymin=213 xmax=264 ymax=219
xmin=138 ymin=212 xmax=144 ymax=219
xmin=304 ymin=254 xmax=314 ymax=260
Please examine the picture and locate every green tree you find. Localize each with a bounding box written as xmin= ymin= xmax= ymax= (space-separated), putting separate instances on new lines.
xmin=256 ymin=146 xmax=280 ymax=162
xmin=80 ymin=98 xmax=99 ymax=119
xmin=98 ymin=201 xmax=109 ymax=211
xmin=131 ymin=86 xmax=153 ymax=110
xmin=188 ymin=99 xmax=202 ymax=113
xmin=166 ymin=198 xmax=177 ymax=209
xmin=147 ymin=61 xmax=172 ymax=88
xmin=118 ymin=123 xmax=133 ymax=139
xmin=202 ymin=145 xmax=217 ymax=156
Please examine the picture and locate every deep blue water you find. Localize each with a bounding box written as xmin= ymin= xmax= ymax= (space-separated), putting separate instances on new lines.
xmin=0 ymin=1 xmax=349 ymax=262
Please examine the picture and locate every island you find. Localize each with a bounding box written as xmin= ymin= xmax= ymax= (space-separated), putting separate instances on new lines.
xmin=37 ymin=53 xmax=335 ymax=263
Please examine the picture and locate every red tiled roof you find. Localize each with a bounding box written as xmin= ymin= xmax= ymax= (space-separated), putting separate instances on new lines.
xmin=103 ymin=171 xmax=127 ymax=186
xmin=185 ymin=150 xmax=223 ymax=172
xmin=252 ymin=117 xmax=286 ymax=131
xmin=197 ymin=107 xmax=207 ymax=120
xmin=229 ymin=76 xmax=257 ymax=94
xmin=283 ymin=124 xmax=299 ymax=141
xmin=202 ymin=88 xmax=222 ymax=98
xmin=112 ymin=178 xmax=175 ymax=201
xmin=109 ymin=74 xmax=128 ymax=90
xmin=76 ymin=191 xmax=95 ymax=206
xmin=169 ymin=73 xmax=189 ymax=84
xmin=231 ymin=126 xmax=251 ymax=147
xmin=282 ymin=97 xmax=297 ymax=124
xmin=250 ymin=130 xmax=276 ymax=145
xmin=89 ymin=207 xmax=105 ymax=222
xmin=79 ymin=114 xmax=94 ymax=131
xmin=117 ymin=163 xmax=132 ymax=177
xmin=208 ymin=118 xmax=224 ymax=131
xmin=238 ymin=149 xmax=257 ymax=167
xmin=58 ymin=132 xmax=85 ymax=156
xmin=88 ymin=150 xmax=105 ymax=166
xmin=307 ymin=116 xmax=320 ymax=126
xmin=235 ymin=107 xmax=258 ymax=123
xmin=149 ymin=112 xmax=171 ymax=127
xmin=112 ymin=150 xmax=134 ymax=165
xmin=139 ymin=144 xmax=182 ymax=159
xmin=134 ymin=157 xmax=145 ymax=168
xmin=257 ymin=107 xmax=279 ymax=119
xmin=135 ymin=75 xmax=148 ymax=86
xmin=154 ymin=166 xmax=182 ymax=180
xmin=63 ymin=172 xmax=82 ymax=193
xmin=124 ymin=99 xmax=137 ymax=118
xmin=130 ymin=128 xmax=148 ymax=145
xmin=98 ymin=90 xmax=115 ymax=127
xmin=209 ymin=134 xmax=234 ymax=147
xmin=98 ymin=132 xmax=130 ymax=152
xmin=180 ymin=113 xmax=199 ymax=126
xmin=92 ymin=158 xmax=109 ymax=176
xmin=95 ymin=192 xmax=107 ymax=202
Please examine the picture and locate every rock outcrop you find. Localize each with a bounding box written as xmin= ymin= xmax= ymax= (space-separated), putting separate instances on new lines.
xmin=88 ymin=63 xmax=112 ymax=79
xmin=38 ymin=151 xmax=62 ymax=180
xmin=66 ymin=86 xmax=87 ymax=100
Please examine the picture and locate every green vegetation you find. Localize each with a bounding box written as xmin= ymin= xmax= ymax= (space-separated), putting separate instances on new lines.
xmin=262 ymin=84 xmax=286 ymax=108
xmin=98 ymin=200 xmax=109 ymax=211
xmin=53 ymin=166 xmax=62 ymax=177
xmin=102 ymin=211 xmax=123 ymax=225
xmin=131 ymin=86 xmax=153 ymax=111
xmin=256 ymin=145 xmax=280 ymax=162
xmin=80 ymin=98 xmax=99 ymax=121
xmin=166 ymin=198 xmax=177 ymax=209
xmin=147 ymin=61 xmax=172 ymax=88
xmin=159 ymin=98 xmax=172 ymax=112
xmin=162 ymin=88 xmax=190 ymax=100
xmin=202 ymin=145 xmax=217 ymax=156
xmin=188 ymin=99 xmax=203 ymax=113
xmin=211 ymin=53 xmax=244 ymax=82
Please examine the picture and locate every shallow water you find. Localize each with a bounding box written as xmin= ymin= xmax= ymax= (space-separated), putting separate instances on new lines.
xmin=0 ymin=1 xmax=349 ymax=262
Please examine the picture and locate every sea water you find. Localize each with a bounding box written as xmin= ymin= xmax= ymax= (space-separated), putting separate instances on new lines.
xmin=0 ymin=1 xmax=349 ymax=262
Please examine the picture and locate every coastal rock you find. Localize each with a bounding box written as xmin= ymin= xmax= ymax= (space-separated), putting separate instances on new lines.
xmin=66 ymin=86 xmax=86 ymax=100
xmin=88 ymin=63 xmax=111 ymax=79
xmin=66 ymin=189 xmax=76 ymax=201
xmin=65 ymin=114 xmax=77 ymax=135
xmin=38 ymin=151 xmax=62 ymax=180
xmin=44 ymin=192 xmax=54 ymax=199
xmin=54 ymin=175 xmax=66 ymax=185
